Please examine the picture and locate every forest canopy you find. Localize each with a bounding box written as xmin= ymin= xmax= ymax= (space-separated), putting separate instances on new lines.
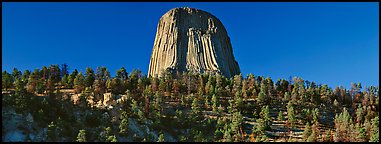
xmin=2 ymin=64 xmax=379 ymax=142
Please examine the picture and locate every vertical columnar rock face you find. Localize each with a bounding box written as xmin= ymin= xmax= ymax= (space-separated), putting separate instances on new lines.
xmin=148 ymin=7 xmax=240 ymax=78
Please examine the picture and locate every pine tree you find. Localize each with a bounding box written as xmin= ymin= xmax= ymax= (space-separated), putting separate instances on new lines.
xmin=230 ymin=111 xmax=243 ymax=140
xmin=277 ymin=111 xmax=284 ymax=121
xmin=14 ymin=78 xmax=30 ymax=112
xmin=255 ymin=134 xmax=269 ymax=142
xmin=287 ymin=102 xmax=296 ymax=128
xmin=223 ymin=128 xmax=232 ymax=142
xmin=193 ymin=130 xmax=204 ymax=142
xmin=110 ymin=78 xmax=122 ymax=94
xmin=287 ymin=136 xmax=294 ymax=142
xmin=76 ymin=129 xmax=87 ymax=142
xmin=47 ymin=121 xmax=57 ymax=141
xmin=370 ymin=116 xmax=379 ymax=142
xmin=61 ymin=74 xmax=68 ymax=88
xmin=68 ymin=69 xmax=78 ymax=88
xmin=364 ymin=119 xmax=372 ymax=141
xmin=21 ymin=70 xmax=30 ymax=83
xmin=334 ymin=107 xmax=352 ymax=142
xmin=227 ymin=99 xmax=235 ymax=114
xmin=204 ymin=94 xmax=209 ymax=109
xmin=158 ymin=133 xmax=165 ymax=142
xmin=12 ymin=68 xmax=22 ymax=80
xmin=172 ymin=78 xmax=180 ymax=97
xmin=106 ymin=78 xmax=112 ymax=93
xmin=26 ymin=70 xmax=38 ymax=93
xmin=303 ymin=122 xmax=312 ymax=141
xmin=233 ymin=74 xmax=242 ymax=94
xmin=2 ymin=71 xmax=13 ymax=90
xmin=312 ymin=108 xmax=319 ymax=124
xmin=253 ymin=119 xmax=266 ymax=136
xmin=259 ymin=105 xmax=271 ymax=130
xmin=257 ymin=89 xmax=267 ymax=106
xmin=48 ymin=64 xmax=61 ymax=84
xmin=212 ymin=94 xmax=218 ymax=113
xmin=355 ymin=123 xmax=366 ymax=142
xmin=137 ymin=109 xmax=146 ymax=124
xmin=74 ymin=72 xmax=85 ymax=94
xmin=215 ymin=73 xmax=223 ymax=90
xmin=100 ymin=126 xmax=113 ymax=142
xmin=216 ymin=117 xmax=225 ymax=130
xmin=242 ymin=79 xmax=248 ymax=101
xmin=252 ymin=89 xmax=258 ymax=100
xmin=307 ymin=132 xmax=317 ymax=142
xmin=119 ymin=117 xmax=129 ymax=136
xmin=235 ymin=90 xmax=243 ymax=112
xmin=209 ymin=84 xmax=215 ymax=96
xmin=355 ymin=104 xmax=364 ymax=123
xmin=283 ymin=91 xmax=291 ymax=102
xmin=191 ymin=97 xmax=201 ymax=121
xmin=131 ymin=99 xmax=139 ymax=116
xmin=84 ymin=67 xmax=95 ymax=88
xmin=175 ymin=109 xmax=184 ymax=125
xmin=323 ymin=129 xmax=332 ymax=142
xmin=307 ymin=123 xmax=318 ymax=142
xmin=154 ymin=91 xmax=162 ymax=114
xmin=106 ymin=135 xmax=118 ymax=142
xmin=214 ymin=129 xmax=223 ymax=141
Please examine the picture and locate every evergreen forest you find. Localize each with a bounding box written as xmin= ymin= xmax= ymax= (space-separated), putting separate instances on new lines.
xmin=2 ymin=64 xmax=379 ymax=142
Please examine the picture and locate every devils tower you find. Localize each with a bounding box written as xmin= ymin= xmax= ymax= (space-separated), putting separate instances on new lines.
xmin=148 ymin=7 xmax=240 ymax=78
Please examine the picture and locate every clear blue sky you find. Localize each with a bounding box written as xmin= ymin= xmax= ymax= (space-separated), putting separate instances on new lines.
xmin=2 ymin=2 xmax=379 ymax=89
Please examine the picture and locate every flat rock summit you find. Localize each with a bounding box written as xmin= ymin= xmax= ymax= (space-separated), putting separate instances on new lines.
xmin=148 ymin=7 xmax=240 ymax=78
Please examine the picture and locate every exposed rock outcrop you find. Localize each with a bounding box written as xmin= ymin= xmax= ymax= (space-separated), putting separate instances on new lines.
xmin=148 ymin=7 xmax=240 ymax=78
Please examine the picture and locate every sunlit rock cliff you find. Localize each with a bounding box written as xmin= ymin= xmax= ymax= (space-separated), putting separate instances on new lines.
xmin=148 ymin=7 xmax=240 ymax=78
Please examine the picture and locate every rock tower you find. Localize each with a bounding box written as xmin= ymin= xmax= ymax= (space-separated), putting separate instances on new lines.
xmin=148 ymin=7 xmax=240 ymax=78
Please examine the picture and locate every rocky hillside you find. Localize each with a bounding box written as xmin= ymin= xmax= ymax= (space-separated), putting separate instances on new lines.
xmin=2 ymin=66 xmax=379 ymax=142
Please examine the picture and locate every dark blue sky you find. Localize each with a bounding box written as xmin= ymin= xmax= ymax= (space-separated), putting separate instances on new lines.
xmin=2 ymin=2 xmax=379 ymax=89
